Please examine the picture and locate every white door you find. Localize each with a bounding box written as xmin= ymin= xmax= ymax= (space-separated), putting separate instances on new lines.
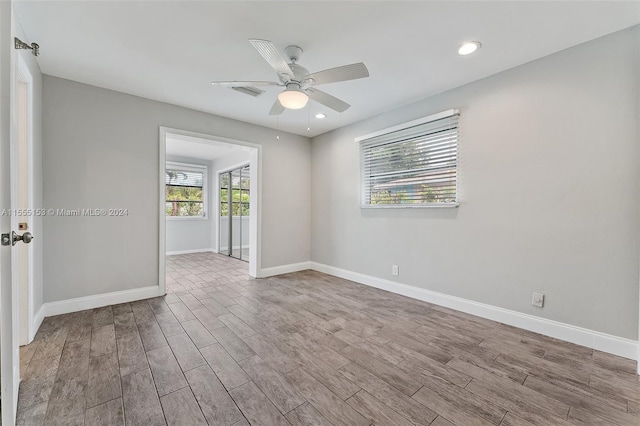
xmin=1 ymin=5 xmax=35 ymax=423
xmin=0 ymin=2 xmax=17 ymax=423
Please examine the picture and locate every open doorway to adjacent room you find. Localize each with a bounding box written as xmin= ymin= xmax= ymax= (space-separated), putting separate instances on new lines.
xmin=159 ymin=128 xmax=260 ymax=295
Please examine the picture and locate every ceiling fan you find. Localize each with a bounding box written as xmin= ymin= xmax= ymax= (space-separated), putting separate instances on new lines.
xmin=211 ymin=39 xmax=369 ymax=115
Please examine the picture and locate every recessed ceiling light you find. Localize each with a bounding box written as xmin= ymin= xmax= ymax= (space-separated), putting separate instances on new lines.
xmin=458 ymin=41 xmax=482 ymax=56
xmin=315 ymin=113 xmax=327 ymax=119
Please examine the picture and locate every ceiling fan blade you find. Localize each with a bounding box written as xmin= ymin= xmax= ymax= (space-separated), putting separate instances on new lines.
xmin=305 ymin=62 xmax=369 ymax=86
xmin=269 ymin=99 xmax=285 ymax=115
xmin=211 ymin=81 xmax=281 ymax=87
xmin=248 ymin=39 xmax=295 ymax=80
xmin=306 ymin=88 xmax=350 ymax=112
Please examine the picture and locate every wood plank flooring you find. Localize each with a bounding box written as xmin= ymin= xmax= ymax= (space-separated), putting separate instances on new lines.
xmin=16 ymin=252 xmax=640 ymax=425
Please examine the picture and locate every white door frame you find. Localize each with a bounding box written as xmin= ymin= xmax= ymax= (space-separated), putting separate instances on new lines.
xmin=15 ymin=53 xmax=35 ymax=345
xmin=158 ymin=127 xmax=262 ymax=295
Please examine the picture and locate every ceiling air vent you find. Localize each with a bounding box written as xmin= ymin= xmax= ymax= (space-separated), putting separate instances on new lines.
xmin=231 ymin=86 xmax=265 ymax=97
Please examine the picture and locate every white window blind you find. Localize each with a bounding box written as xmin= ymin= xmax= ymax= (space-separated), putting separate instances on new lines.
xmin=165 ymin=162 xmax=208 ymax=218
xmin=359 ymin=110 xmax=459 ymax=207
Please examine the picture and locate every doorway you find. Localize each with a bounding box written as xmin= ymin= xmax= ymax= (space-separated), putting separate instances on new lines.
xmin=159 ymin=127 xmax=261 ymax=295
xmin=219 ymin=165 xmax=250 ymax=262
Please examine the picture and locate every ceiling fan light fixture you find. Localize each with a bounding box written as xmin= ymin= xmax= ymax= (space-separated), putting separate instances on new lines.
xmin=278 ymin=83 xmax=309 ymax=109
xmin=458 ymin=41 xmax=482 ymax=55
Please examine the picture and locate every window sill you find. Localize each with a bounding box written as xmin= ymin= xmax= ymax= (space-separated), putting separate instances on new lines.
xmin=166 ymin=216 xmax=208 ymax=221
xmin=361 ymin=203 xmax=459 ymax=209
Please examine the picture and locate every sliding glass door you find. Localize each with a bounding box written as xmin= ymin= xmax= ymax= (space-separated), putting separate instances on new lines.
xmin=219 ymin=165 xmax=250 ymax=261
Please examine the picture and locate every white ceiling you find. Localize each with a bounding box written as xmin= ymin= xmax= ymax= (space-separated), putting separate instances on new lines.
xmin=14 ymin=1 xmax=640 ymax=137
xmin=166 ymin=133 xmax=243 ymax=160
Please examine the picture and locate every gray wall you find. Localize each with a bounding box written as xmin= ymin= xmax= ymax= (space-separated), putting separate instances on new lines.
xmin=43 ymin=76 xmax=311 ymax=302
xmin=311 ymin=27 xmax=640 ymax=339
xmin=165 ymin=155 xmax=212 ymax=254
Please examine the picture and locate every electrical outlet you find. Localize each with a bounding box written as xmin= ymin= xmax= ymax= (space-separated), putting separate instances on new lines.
xmin=391 ymin=265 xmax=399 ymax=276
xmin=532 ymin=292 xmax=544 ymax=308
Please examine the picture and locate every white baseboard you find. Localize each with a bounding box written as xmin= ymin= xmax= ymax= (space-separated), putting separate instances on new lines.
xmin=309 ymin=262 xmax=638 ymax=361
xmin=42 ymin=285 xmax=164 ymax=317
xmin=166 ymin=248 xmax=215 ymax=256
xmin=30 ymin=304 xmax=45 ymax=341
xmin=219 ymin=245 xmax=251 ymax=251
xmin=259 ymin=261 xmax=312 ymax=278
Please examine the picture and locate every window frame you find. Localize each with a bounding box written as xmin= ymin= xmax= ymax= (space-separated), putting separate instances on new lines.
xmin=357 ymin=108 xmax=460 ymax=209
xmin=165 ymin=161 xmax=208 ymax=220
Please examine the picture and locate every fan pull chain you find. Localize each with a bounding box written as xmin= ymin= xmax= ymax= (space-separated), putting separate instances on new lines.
xmin=307 ymin=103 xmax=311 ymax=133
xmin=276 ymin=114 xmax=280 ymax=140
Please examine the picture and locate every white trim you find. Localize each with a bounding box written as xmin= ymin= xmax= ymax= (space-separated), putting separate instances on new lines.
xmin=15 ymin=52 xmax=35 ymax=346
xmin=217 ymin=161 xmax=251 ymax=176
xmin=30 ymin=304 xmax=44 ymax=341
xmin=355 ymin=108 xmax=459 ymax=142
xmin=360 ymin=203 xmax=459 ymax=209
xmin=309 ymin=262 xmax=639 ymax=361
xmin=219 ymin=244 xmax=251 ymax=251
xmin=166 ymin=248 xmax=215 ymax=256
xmin=258 ymin=261 xmax=312 ymax=278
xmin=42 ymin=286 xmax=164 ymax=317
xmin=212 ymin=170 xmax=219 ymax=252
xmin=159 ymin=128 xmax=167 ymax=295
xmin=166 ymin=161 xmax=207 ymax=171
xmin=249 ymin=148 xmax=261 ymax=278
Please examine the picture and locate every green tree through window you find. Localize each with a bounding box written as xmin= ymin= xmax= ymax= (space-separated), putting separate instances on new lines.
xmin=166 ymin=165 xmax=206 ymax=217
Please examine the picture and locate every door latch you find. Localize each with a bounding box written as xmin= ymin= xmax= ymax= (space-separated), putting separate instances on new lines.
xmin=1 ymin=231 xmax=33 ymax=246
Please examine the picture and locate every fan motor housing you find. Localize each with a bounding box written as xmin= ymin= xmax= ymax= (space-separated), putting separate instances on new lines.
xmin=288 ymin=63 xmax=310 ymax=83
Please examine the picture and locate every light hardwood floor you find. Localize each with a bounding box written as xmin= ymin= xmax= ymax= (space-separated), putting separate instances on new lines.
xmin=16 ymin=252 xmax=640 ymax=425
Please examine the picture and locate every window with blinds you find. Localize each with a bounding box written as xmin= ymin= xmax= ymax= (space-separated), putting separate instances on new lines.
xmin=358 ymin=109 xmax=459 ymax=207
xmin=165 ymin=162 xmax=208 ymax=217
